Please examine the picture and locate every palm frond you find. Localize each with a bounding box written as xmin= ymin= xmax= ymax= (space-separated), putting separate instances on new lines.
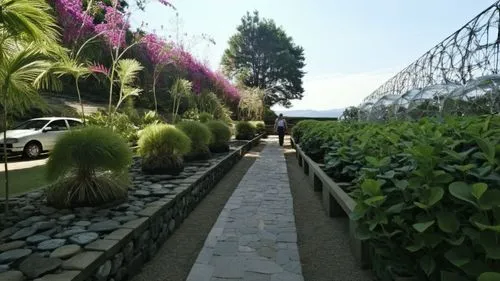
xmin=171 ymin=78 xmax=192 ymax=96
xmin=116 ymin=59 xmax=143 ymax=87
xmin=0 ymin=0 xmax=59 ymax=43
xmin=0 ymin=43 xmax=56 ymax=112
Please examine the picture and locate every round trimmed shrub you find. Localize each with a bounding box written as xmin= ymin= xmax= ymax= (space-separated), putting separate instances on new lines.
xmin=255 ymin=122 xmax=267 ymax=138
xmin=199 ymin=112 xmax=214 ymax=123
xmin=175 ymin=120 xmax=212 ymax=161
xmin=205 ymin=120 xmax=232 ymax=153
xmin=235 ymin=121 xmax=256 ymax=140
xmin=46 ymin=126 xmax=132 ymax=208
xmin=138 ymin=124 xmax=191 ymax=175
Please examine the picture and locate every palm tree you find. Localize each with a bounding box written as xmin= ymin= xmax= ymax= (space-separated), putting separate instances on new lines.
xmin=0 ymin=0 xmax=61 ymax=215
xmin=171 ymin=78 xmax=192 ymax=122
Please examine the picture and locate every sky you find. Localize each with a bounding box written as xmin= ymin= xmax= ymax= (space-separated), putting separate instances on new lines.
xmin=130 ymin=0 xmax=497 ymax=111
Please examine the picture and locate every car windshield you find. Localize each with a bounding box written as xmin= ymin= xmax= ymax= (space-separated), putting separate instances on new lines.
xmin=13 ymin=120 xmax=50 ymax=130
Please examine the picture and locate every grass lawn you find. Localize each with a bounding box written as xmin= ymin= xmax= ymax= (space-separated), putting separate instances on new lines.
xmin=0 ymin=165 xmax=48 ymax=198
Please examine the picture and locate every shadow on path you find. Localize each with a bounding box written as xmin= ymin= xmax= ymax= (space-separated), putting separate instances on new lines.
xmin=283 ymin=142 xmax=373 ymax=281
xmin=130 ymin=142 xmax=266 ymax=281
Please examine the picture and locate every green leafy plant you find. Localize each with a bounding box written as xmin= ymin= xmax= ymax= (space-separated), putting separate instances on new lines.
xmin=175 ymin=120 xmax=212 ymax=161
xmin=255 ymin=122 xmax=267 ymax=138
xmin=205 ymin=120 xmax=232 ymax=153
xmin=171 ymin=78 xmax=192 ymax=122
xmin=137 ymin=124 xmax=191 ymax=175
xmin=199 ymin=112 xmax=214 ymax=123
xmin=235 ymin=121 xmax=256 ymax=140
xmin=86 ymin=111 xmax=139 ymax=145
xmin=45 ymin=127 xmax=132 ymax=208
xmin=298 ymin=115 xmax=500 ymax=280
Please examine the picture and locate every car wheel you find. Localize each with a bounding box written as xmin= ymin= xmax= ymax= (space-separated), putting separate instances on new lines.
xmin=23 ymin=142 xmax=42 ymax=159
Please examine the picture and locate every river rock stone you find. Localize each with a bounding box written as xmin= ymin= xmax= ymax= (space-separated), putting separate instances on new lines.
xmin=88 ymin=220 xmax=120 ymax=232
xmin=19 ymin=255 xmax=62 ymax=278
xmin=26 ymin=235 xmax=50 ymax=244
xmin=33 ymin=221 xmax=56 ymax=231
xmin=114 ymin=215 xmax=138 ymax=223
xmin=0 ymin=270 xmax=24 ymax=281
xmin=59 ymin=214 xmax=76 ymax=221
xmin=0 ymin=249 xmax=32 ymax=264
xmin=27 ymin=192 xmax=43 ymax=199
xmin=0 ymin=241 xmax=26 ymax=252
xmin=40 ymin=206 xmax=56 ymax=215
xmin=10 ymin=227 xmax=36 ymax=240
xmin=134 ymin=190 xmax=150 ymax=198
xmin=69 ymin=232 xmax=98 ymax=245
xmin=73 ymin=221 xmax=91 ymax=227
xmin=54 ymin=229 xmax=86 ymax=238
xmin=50 ymin=245 xmax=81 ymax=259
xmin=0 ymin=228 xmax=18 ymax=240
xmin=95 ymin=260 xmax=111 ymax=280
xmin=37 ymin=239 xmax=66 ymax=251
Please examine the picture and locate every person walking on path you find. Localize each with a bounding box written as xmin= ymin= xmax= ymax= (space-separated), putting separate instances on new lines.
xmin=274 ymin=113 xmax=287 ymax=146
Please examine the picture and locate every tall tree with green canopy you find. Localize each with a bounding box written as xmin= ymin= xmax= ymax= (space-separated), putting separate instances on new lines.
xmin=221 ymin=10 xmax=305 ymax=108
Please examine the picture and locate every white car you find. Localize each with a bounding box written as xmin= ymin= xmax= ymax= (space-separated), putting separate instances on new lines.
xmin=0 ymin=117 xmax=83 ymax=159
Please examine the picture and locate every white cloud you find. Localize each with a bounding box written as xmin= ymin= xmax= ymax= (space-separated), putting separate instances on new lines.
xmin=272 ymin=69 xmax=396 ymax=111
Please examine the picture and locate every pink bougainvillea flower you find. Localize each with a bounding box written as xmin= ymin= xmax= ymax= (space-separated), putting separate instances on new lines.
xmin=53 ymin=0 xmax=95 ymax=43
xmin=95 ymin=5 xmax=129 ymax=49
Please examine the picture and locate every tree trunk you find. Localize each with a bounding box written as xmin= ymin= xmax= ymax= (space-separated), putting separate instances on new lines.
xmin=2 ymin=85 xmax=9 ymax=218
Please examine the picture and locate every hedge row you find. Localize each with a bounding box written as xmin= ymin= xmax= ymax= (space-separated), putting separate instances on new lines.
xmin=292 ymin=116 xmax=500 ymax=281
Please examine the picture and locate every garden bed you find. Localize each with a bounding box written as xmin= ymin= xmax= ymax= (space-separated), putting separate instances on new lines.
xmin=0 ymin=136 xmax=261 ymax=281
xmin=293 ymin=140 xmax=370 ymax=269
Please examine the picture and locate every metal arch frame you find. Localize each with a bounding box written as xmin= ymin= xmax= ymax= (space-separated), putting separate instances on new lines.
xmin=363 ymin=1 xmax=500 ymax=103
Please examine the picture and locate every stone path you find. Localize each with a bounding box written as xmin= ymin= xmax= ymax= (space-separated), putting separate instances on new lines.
xmin=186 ymin=137 xmax=304 ymax=281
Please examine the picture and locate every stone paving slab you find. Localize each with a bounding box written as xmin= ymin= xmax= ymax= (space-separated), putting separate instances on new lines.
xmin=186 ymin=138 xmax=304 ymax=281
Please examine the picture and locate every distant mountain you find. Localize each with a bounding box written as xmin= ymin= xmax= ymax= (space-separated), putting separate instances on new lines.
xmin=274 ymin=108 xmax=345 ymax=118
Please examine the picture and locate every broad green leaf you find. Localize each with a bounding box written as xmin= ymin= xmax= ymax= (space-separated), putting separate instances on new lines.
xmin=427 ymin=186 xmax=444 ymax=207
xmin=479 ymin=190 xmax=500 ymax=210
xmin=354 ymin=224 xmax=372 ymax=240
xmin=406 ymin=239 xmax=424 ymax=252
xmin=449 ymin=181 xmax=478 ymax=207
xmin=433 ymin=172 xmax=454 ymax=184
xmin=419 ymin=255 xmax=436 ymax=276
xmin=363 ymin=196 xmax=386 ymax=207
xmin=478 ymin=272 xmax=500 ymax=281
xmin=480 ymin=231 xmax=500 ymax=259
xmin=444 ymin=246 xmax=472 ymax=267
xmin=476 ymin=137 xmax=496 ymax=164
xmin=437 ymin=211 xmax=460 ymax=233
xmin=360 ymin=179 xmax=382 ymax=196
xmin=445 ymin=235 xmax=465 ymax=246
xmin=414 ymin=202 xmax=429 ymax=209
xmin=394 ymin=179 xmax=409 ymax=189
xmin=386 ymin=202 xmax=404 ymax=214
xmin=474 ymin=222 xmax=500 ymax=232
xmin=454 ymin=164 xmax=477 ymax=172
xmin=472 ymin=183 xmax=488 ymax=200
xmin=379 ymin=156 xmax=391 ymax=167
xmin=365 ymin=156 xmax=379 ymax=167
xmin=349 ymin=204 xmax=367 ymax=221
xmin=413 ymin=220 xmax=435 ymax=233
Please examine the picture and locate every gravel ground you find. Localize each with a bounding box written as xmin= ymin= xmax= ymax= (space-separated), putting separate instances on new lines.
xmin=283 ymin=142 xmax=373 ymax=281
xmin=130 ymin=142 xmax=266 ymax=281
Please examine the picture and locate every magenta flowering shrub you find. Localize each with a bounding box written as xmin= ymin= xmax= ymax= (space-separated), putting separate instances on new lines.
xmin=95 ymin=4 xmax=129 ymax=49
xmin=53 ymin=0 xmax=95 ymax=44
xmin=51 ymin=0 xmax=240 ymax=102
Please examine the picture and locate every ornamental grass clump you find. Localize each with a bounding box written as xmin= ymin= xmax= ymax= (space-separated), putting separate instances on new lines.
xmin=235 ymin=121 xmax=256 ymax=140
xmin=205 ymin=120 xmax=232 ymax=153
xmin=176 ymin=120 xmax=212 ymax=161
xmin=46 ymin=127 xmax=132 ymax=208
xmin=138 ymin=124 xmax=191 ymax=175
